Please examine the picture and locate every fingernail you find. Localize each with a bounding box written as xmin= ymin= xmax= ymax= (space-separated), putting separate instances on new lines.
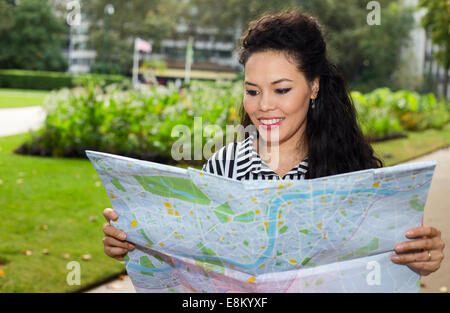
xmin=406 ymin=230 xmax=413 ymax=236
xmin=391 ymin=255 xmax=400 ymax=261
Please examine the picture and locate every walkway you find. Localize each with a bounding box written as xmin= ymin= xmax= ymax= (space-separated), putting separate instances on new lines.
xmin=0 ymin=106 xmax=46 ymax=136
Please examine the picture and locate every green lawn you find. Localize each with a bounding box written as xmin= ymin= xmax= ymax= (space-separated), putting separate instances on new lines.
xmin=373 ymin=123 xmax=450 ymax=166
xmin=0 ymin=125 xmax=449 ymax=292
xmin=0 ymin=134 xmax=125 ymax=292
xmin=0 ymin=88 xmax=49 ymax=108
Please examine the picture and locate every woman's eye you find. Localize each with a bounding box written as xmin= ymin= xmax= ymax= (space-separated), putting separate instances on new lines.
xmin=276 ymin=88 xmax=291 ymax=94
xmin=245 ymin=90 xmax=260 ymax=96
xmin=245 ymin=88 xmax=290 ymax=96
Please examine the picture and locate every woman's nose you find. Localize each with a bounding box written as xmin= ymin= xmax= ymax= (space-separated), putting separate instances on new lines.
xmin=259 ymin=92 xmax=276 ymax=111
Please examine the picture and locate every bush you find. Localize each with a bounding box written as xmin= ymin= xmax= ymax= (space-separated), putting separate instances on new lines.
xmin=352 ymin=88 xmax=450 ymax=139
xmin=352 ymin=90 xmax=405 ymax=141
xmin=389 ymin=90 xmax=449 ymax=130
xmin=15 ymin=81 xmax=450 ymax=162
xmin=0 ymin=69 xmax=128 ymax=91
xmin=16 ymin=79 xmax=243 ymax=164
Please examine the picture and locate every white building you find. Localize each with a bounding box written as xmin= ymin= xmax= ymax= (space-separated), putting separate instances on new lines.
xmin=66 ymin=19 xmax=97 ymax=73
xmin=146 ymin=22 xmax=241 ymax=83
xmin=55 ymin=1 xmax=239 ymax=78
xmin=53 ymin=0 xmax=97 ymax=73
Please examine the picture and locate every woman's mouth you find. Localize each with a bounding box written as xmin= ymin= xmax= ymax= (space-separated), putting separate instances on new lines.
xmin=258 ymin=118 xmax=284 ymax=130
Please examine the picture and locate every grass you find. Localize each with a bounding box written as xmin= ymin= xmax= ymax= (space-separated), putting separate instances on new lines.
xmin=373 ymin=123 xmax=450 ymax=166
xmin=0 ymin=124 xmax=449 ymax=292
xmin=0 ymin=134 xmax=125 ymax=293
xmin=0 ymin=88 xmax=49 ymax=108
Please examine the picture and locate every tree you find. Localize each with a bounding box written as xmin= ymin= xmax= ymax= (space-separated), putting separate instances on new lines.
xmin=174 ymin=0 xmax=415 ymax=92
xmin=82 ymin=0 xmax=181 ymax=75
xmin=173 ymin=0 xmax=294 ymax=40
xmin=0 ymin=0 xmax=67 ymax=71
xmin=81 ymin=0 xmax=415 ymax=90
xmin=170 ymin=0 xmax=294 ymax=66
xmin=356 ymin=0 xmax=415 ymax=91
xmin=293 ymin=0 xmax=415 ymax=92
xmin=419 ymin=0 xmax=450 ymax=98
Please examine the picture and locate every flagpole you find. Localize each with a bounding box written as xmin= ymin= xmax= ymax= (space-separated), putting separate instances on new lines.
xmin=185 ymin=36 xmax=194 ymax=84
xmin=132 ymin=38 xmax=140 ymax=88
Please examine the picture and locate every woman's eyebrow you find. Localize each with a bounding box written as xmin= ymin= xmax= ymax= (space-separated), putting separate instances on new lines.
xmin=245 ymin=78 xmax=293 ymax=86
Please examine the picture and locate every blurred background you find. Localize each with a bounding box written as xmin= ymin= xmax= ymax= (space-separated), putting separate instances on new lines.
xmin=0 ymin=0 xmax=448 ymax=293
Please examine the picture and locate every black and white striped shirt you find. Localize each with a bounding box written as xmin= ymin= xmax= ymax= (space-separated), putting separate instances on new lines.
xmin=202 ymin=134 xmax=308 ymax=180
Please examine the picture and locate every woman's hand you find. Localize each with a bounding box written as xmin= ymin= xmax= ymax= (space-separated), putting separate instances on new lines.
xmin=391 ymin=225 xmax=445 ymax=276
xmin=102 ymin=208 xmax=135 ymax=261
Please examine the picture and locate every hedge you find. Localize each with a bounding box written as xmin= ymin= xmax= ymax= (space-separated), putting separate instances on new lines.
xmin=0 ymin=69 xmax=128 ymax=91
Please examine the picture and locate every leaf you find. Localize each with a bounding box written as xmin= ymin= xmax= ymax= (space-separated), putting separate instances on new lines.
xmin=81 ymin=254 xmax=92 ymax=261
xmin=88 ymin=216 xmax=98 ymax=222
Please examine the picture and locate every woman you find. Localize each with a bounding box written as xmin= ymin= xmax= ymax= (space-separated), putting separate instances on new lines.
xmin=102 ymin=9 xmax=444 ymax=277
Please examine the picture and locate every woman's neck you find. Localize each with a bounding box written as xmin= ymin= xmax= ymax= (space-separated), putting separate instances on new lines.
xmin=254 ymin=128 xmax=308 ymax=178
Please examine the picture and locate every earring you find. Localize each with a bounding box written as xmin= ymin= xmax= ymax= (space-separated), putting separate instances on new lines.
xmin=311 ymin=98 xmax=316 ymax=109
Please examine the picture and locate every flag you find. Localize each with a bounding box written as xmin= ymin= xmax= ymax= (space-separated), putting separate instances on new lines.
xmin=132 ymin=37 xmax=151 ymax=88
xmin=135 ymin=38 xmax=152 ymax=53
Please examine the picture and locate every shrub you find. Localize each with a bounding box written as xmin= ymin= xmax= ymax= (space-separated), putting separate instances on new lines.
xmin=16 ymin=79 xmax=242 ymax=164
xmin=15 ymin=81 xmax=449 ymax=162
xmin=352 ymin=88 xmax=449 ymax=137
xmin=390 ymin=90 xmax=449 ymax=130
xmin=352 ymin=90 xmax=405 ymax=141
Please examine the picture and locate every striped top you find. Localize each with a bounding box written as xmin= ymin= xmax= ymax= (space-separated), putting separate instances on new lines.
xmin=202 ymin=134 xmax=308 ymax=180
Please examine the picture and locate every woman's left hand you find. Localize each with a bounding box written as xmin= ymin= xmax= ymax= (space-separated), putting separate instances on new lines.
xmin=391 ymin=225 xmax=445 ymax=276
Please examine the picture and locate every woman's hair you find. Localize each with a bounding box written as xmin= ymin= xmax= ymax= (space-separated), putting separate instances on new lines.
xmin=238 ymin=9 xmax=383 ymax=179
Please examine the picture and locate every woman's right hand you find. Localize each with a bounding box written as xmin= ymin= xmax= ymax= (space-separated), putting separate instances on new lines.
xmin=102 ymin=208 xmax=135 ymax=261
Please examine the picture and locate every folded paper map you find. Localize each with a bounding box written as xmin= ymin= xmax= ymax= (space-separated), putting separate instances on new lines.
xmin=86 ymin=150 xmax=436 ymax=293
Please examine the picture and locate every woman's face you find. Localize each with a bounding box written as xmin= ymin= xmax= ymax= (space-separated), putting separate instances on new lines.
xmin=243 ymin=50 xmax=319 ymax=146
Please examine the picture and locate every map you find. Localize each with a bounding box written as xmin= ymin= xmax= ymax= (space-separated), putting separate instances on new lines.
xmin=86 ymin=150 xmax=436 ymax=293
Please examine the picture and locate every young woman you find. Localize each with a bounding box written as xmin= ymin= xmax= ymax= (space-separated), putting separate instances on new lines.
xmin=102 ymin=9 xmax=444 ymax=277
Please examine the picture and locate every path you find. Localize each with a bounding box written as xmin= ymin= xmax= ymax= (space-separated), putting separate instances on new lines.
xmin=0 ymin=106 xmax=46 ymax=137
xmin=85 ymin=273 xmax=135 ymax=293
xmin=403 ymin=147 xmax=450 ymax=293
